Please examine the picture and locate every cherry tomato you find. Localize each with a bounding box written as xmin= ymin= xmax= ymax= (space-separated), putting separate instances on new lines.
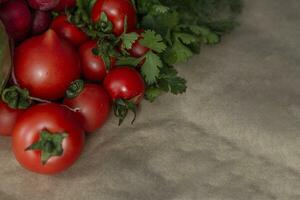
xmin=64 ymin=83 xmax=111 ymax=133
xmin=51 ymin=15 xmax=88 ymax=46
xmin=14 ymin=29 xmax=81 ymax=100
xmin=12 ymin=103 xmax=85 ymax=175
xmin=53 ymin=0 xmax=76 ymax=11
xmin=103 ymin=67 xmax=145 ymax=103
xmin=127 ymin=30 xmax=149 ymax=58
xmin=91 ymin=0 xmax=137 ymax=36
xmin=0 ymin=100 xmax=24 ymax=136
xmin=79 ymin=40 xmax=107 ymax=82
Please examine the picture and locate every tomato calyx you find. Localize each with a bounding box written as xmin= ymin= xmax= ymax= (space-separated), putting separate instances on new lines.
xmin=1 ymin=86 xmax=31 ymax=109
xmin=66 ymin=79 xmax=84 ymax=99
xmin=113 ymin=98 xmax=137 ymax=126
xmin=25 ymin=130 xmax=68 ymax=165
xmin=95 ymin=12 xmax=113 ymax=34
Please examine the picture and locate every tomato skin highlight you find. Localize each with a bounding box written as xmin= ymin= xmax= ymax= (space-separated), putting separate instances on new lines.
xmin=14 ymin=29 xmax=81 ymax=100
xmin=0 ymin=101 xmax=24 ymax=136
xmin=103 ymin=67 xmax=145 ymax=103
xmin=64 ymin=84 xmax=111 ymax=133
xmin=79 ymin=40 xmax=107 ymax=82
xmin=12 ymin=103 xmax=85 ymax=175
xmin=51 ymin=15 xmax=88 ymax=47
xmin=91 ymin=0 xmax=137 ymax=36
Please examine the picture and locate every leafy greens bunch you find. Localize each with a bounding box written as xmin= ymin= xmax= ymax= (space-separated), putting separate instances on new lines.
xmin=70 ymin=0 xmax=242 ymax=102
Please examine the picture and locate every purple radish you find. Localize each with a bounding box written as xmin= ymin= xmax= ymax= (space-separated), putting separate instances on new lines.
xmin=0 ymin=0 xmax=32 ymax=42
xmin=0 ymin=0 xmax=9 ymax=4
xmin=32 ymin=10 xmax=51 ymax=35
xmin=27 ymin=0 xmax=59 ymax=11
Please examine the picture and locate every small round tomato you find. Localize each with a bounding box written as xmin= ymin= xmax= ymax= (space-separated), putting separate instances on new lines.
xmin=51 ymin=15 xmax=88 ymax=46
xmin=91 ymin=0 xmax=137 ymax=36
xmin=53 ymin=0 xmax=76 ymax=11
xmin=79 ymin=40 xmax=107 ymax=82
xmin=12 ymin=103 xmax=85 ymax=175
xmin=14 ymin=29 xmax=81 ymax=100
xmin=127 ymin=30 xmax=149 ymax=58
xmin=104 ymin=67 xmax=145 ymax=103
xmin=0 ymin=100 xmax=24 ymax=136
xmin=64 ymin=82 xmax=111 ymax=133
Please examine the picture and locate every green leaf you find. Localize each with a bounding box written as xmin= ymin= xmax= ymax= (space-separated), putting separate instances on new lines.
xmin=140 ymin=30 xmax=166 ymax=53
xmin=0 ymin=21 xmax=11 ymax=94
xmin=141 ymin=51 xmax=163 ymax=84
xmin=163 ymin=38 xmax=193 ymax=65
xmin=158 ymin=66 xmax=187 ymax=94
xmin=144 ymin=87 xmax=162 ymax=102
xmin=175 ymin=33 xmax=198 ymax=45
xmin=120 ymin=32 xmax=139 ymax=50
xmin=116 ymin=56 xmax=143 ymax=66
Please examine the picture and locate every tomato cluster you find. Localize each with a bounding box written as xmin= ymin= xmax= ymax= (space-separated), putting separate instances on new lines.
xmin=0 ymin=0 xmax=147 ymax=174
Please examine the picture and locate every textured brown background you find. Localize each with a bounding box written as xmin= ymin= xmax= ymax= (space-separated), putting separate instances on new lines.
xmin=1 ymin=0 xmax=300 ymax=199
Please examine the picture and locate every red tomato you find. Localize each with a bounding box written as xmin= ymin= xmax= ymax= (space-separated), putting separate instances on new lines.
xmin=53 ymin=0 xmax=76 ymax=11
xmin=127 ymin=30 xmax=149 ymax=58
xmin=0 ymin=100 xmax=24 ymax=136
xmin=64 ymin=83 xmax=111 ymax=133
xmin=91 ymin=0 xmax=137 ymax=36
xmin=12 ymin=103 xmax=85 ymax=174
xmin=51 ymin=15 xmax=88 ymax=46
xmin=103 ymin=67 xmax=145 ymax=103
xmin=79 ymin=40 xmax=107 ymax=82
xmin=14 ymin=29 xmax=81 ymax=100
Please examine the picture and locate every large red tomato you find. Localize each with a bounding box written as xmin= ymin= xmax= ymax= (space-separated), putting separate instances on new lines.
xmin=91 ymin=0 xmax=137 ymax=36
xmin=64 ymin=83 xmax=111 ymax=133
xmin=104 ymin=67 xmax=145 ymax=103
xmin=12 ymin=103 xmax=85 ymax=174
xmin=79 ymin=40 xmax=107 ymax=82
xmin=14 ymin=29 xmax=81 ymax=100
xmin=51 ymin=15 xmax=88 ymax=46
xmin=0 ymin=100 xmax=24 ymax=136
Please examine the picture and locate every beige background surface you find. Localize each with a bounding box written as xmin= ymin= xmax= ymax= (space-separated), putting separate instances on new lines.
xmin=1 ymin=0 xmax=300 ymax=199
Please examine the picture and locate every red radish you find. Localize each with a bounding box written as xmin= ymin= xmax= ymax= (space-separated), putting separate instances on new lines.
xmin=14 ymin=30 xmax=81 ymax=100
xmin=53 ymin=0 xmax=76 ymax=11
xmin=27 ymin=0 xmax=59 ymax=11
xmin=0 ymin=0 xmax=32 ymax=42
xmin=32 ymin=10 xmax=51 ymax=35
xmin=64 ymin=83 xmax=111 ymax=133
xmin=51 ymin=15 xmax=88 ymax=46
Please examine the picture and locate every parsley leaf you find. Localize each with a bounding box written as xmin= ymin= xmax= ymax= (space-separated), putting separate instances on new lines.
xmin=141 ymin=51 xmax=163 ymax=84
xmin=140 ymin=30 xmax=166 ymax=53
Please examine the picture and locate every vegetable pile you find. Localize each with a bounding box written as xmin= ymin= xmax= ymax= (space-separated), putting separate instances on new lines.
xmin=0 ymin=0 xmax=241 ymax=174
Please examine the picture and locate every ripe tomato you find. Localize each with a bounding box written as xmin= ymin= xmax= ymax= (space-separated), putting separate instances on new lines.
xmin=91 ymin=0 xmax=137 ymax=36
xmin=64 ymin=83 xmax=111 ymax=133
xmin=12 ymin=103 xmax=85 ymax=174
xmin=127 ymin=30 xmax=149 ymax=58
xmin=79 ymin=40 xmax=107 ymax=82
xmin=14 ymin=29 xmax=81 ymax=100
xmin=0 ymin=100 xmax=24 ymax=136
xmin=104 ymin=67 xmax=145 ymax=103
xmin=51 ymin=15 xmax=88 ymax=46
